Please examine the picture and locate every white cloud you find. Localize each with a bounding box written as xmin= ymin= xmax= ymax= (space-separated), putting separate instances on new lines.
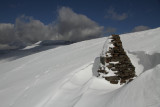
xmin=105 ymin=7 xmax=128 ymax=21
xmin=132 ymin=25 xmax=150 ymax=32
xmin=0 ymin=7 xmax=103 ymax=50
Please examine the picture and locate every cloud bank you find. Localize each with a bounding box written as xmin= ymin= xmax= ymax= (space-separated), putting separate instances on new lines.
xmin=105 ymin=27 xmax=116 ymax=35
xmin=105 ymin=7 xmax=128 ymax=21
xmin=0 ymin=7 xmax=103 ymax=50
xmin=0 ymin=23 xmax=19 ymax=50
xmin=132 ymin=25 xmax=150 ymax=32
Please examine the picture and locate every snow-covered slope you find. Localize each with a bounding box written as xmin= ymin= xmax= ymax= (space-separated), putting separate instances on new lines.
xmin=0 ymin=27 xmax=160 ymax=107
xmin=121 ymin=27 xmax=160 ymax=54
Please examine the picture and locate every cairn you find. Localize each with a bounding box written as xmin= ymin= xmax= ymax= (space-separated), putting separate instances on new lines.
xmin=98 ymin=34 xmax=136 ymax=84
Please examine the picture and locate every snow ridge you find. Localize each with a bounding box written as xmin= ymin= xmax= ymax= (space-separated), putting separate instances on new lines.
xmin=0 ymin=27 xmax=160 ymax=107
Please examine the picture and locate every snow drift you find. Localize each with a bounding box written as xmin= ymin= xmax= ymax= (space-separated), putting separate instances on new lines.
xmin=0 ymin=27 xmax=160 ymax=107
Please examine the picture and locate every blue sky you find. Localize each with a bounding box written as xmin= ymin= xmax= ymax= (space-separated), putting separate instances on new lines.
xmin=0 ymin=0 xmax=160 ymax=34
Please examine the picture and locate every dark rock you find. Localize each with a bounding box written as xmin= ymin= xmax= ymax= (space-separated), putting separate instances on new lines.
xmin=98 ymin=69 xmax=108 ymax=74
xmin=97 ymin=34 xmax=136 ymax=84
xmin=105 ymin=76 xmax=120 ymax=81
xmin=110 ymin=80 xmax=119 ymax=84
xmin=120 ymin=79 xmax=126 ymax=85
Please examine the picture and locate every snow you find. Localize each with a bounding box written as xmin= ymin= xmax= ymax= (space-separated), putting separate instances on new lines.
xmin=120 ymin=27 xmax=160 ymax=54
xmin=22 ymin=44 xmax=40 ymax=50
xmin=0 ymin=27 xmax=160 ymax=107
xmin=109 ymin=61 xmax=119 ymax=64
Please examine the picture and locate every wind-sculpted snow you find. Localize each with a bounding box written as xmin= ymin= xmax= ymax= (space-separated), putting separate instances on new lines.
xmin=129 ymin=51 xmax=160 ymax=72
xmin=0 ymin=27 xmax=160 ymax=107
xmin=0 ymin=38 xmax=106 ymax=107
xmin=103 ymin=64 xmax=160 ymax=107
xmin=120 ymin=27 xmax=160 ymax=54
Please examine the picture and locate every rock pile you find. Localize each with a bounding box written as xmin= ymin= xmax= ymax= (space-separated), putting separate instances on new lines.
xmin=98 ymin=34 xmax=136 ymax=84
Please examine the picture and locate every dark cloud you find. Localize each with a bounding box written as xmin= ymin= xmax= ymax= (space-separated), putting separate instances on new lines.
xmin=105 ymin=7 xmax=128 ymax=21
xmin=105 ymin=27 xmax=116 ymax=34
xmin=132 ymin=25 xmax=150 ymax=32
xmin=0 ymin=7 xmax=103 ymax=50
xmin=56 ymin=7 xmax=103 ymax=42
xmin=0 ymin=23 xmax=16 ymax=44
xmin=15 ymin=15 xmax=57 ymax=43
xmin=0 ymin=23 xmax=18 ymax=50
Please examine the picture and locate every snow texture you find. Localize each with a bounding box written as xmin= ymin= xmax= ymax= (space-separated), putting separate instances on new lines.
xmin=0 ymin=27 xmax=160 ymax=107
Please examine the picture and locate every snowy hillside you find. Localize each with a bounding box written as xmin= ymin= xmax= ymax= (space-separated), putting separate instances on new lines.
xmin=0 ymin=27 xmax=160 ymax=107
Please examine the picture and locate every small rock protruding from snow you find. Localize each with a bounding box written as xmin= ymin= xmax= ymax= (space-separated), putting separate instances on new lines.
xmin=97 ymin=34 xmax=136 ymax=85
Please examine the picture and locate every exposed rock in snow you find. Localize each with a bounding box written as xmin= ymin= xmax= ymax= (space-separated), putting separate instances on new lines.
xmin=0 ymin=27 xmax=160 ymax=107
xmin=98 ymin=34 xmax=136 ymax=84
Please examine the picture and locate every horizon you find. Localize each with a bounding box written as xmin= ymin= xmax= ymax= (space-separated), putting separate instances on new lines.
xmin=0 ymin=0 xmax=160 ymax=50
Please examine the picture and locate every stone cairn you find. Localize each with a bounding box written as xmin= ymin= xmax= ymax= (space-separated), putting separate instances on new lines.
xmin=97 ymin=34 xmax=136 ymax=84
